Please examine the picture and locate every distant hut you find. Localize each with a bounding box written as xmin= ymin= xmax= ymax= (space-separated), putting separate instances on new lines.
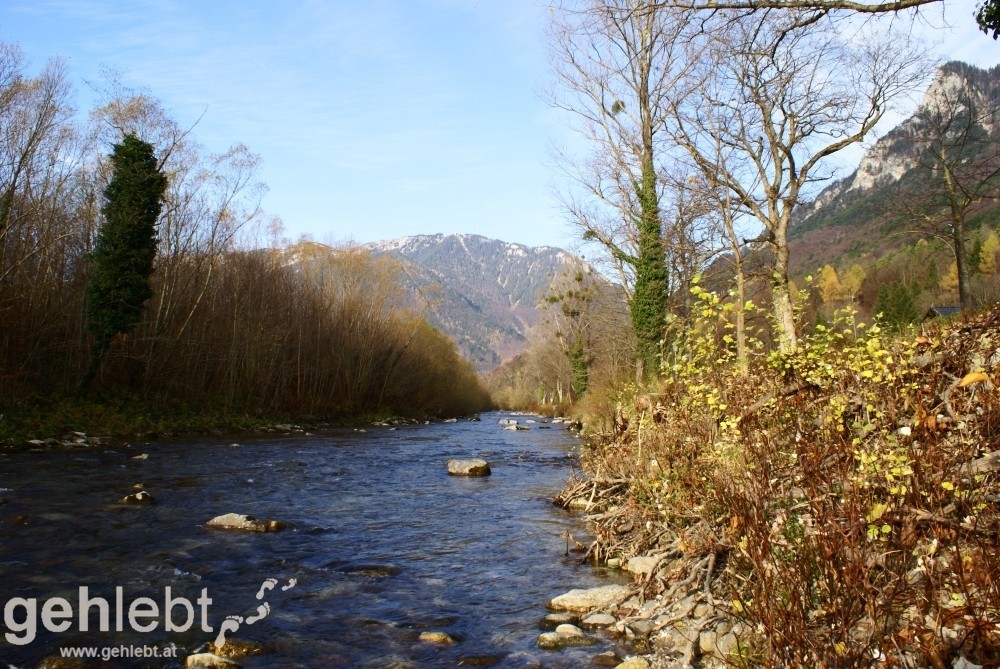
xmin=924 ymin=306 xmax=962 ymax=321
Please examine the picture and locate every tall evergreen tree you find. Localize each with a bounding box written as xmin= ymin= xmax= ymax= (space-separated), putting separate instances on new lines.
xmin=81 ymin=133 xmax=167 ymax=391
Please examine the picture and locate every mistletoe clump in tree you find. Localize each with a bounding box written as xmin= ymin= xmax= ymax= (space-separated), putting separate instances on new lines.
xmin=81 ymin=133 xmax=167 ymax=391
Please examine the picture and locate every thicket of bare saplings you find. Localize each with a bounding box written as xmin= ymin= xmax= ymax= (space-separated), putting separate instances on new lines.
xmin=0 ymin=43 xmax=490 ymax=440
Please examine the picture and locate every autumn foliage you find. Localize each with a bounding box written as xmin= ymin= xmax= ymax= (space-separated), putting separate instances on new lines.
xmin=573 ymin=287 xmax=1000 ymax=667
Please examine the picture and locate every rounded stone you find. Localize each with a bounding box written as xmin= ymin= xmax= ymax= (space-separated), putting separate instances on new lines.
xmin=211 ymin=638 xmax=268 ymax=658
xmin=419 ymin=631 xmax=456 ymax=644
xmin=447 ymin=459 xmax=491 ymax=476
xmin=581 ymin=613 xmax=617 ymax=629
xmin=541 ymin=612 xmax=577 ymax=629
xmin=536 ymin=631 xmax=597 ymax=650
xmin=548 ymin=584 xmax=630 ymax=612
xmin=614 ymin=659 xmax=650 ymax=669
xmin=628 ymin=619 xmax=654 ymax=637
xmin=554 ymin=623 xmax=584 ymax=636
xmin=625 ymin=555 xmax=661 ymax=576
xmin=184 ymin=653 xmax=242 ymax=669
xmin=593 ymin=651 xmax=624 ymax=667
xmin=204 ymin=513 xmax=285 ymax=533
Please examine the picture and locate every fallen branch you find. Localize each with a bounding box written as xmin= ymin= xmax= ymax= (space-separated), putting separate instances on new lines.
xmin=638 ymin=545 xmax=682 ymax=597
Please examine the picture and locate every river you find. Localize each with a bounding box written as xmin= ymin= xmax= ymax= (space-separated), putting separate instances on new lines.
xmin=0 ymin=413 xmax=625 ymax=667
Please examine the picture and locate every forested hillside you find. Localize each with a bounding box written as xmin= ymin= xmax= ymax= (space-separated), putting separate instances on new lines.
xmin=787 ymin=61 xmax=1000 ymax=324
xmin=365 ymin=233 xmax=583 ymax=370
xmin=0 ymin=42 xmax=489 ymax=444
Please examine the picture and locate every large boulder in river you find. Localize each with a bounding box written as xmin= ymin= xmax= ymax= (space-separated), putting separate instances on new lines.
xmin=205 ymin=513 xmax=285 ymax=532
xmin=447 ymin=459 xmax=491 ymax=476
xmin=547 ymin=584 xmax=630 ymax=612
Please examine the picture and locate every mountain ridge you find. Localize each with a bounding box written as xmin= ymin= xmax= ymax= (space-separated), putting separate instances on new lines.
xmin=788 ymin=60 xmax=1000 ymax=276
xmin=363 ymin=233 xmax=585 ymax=371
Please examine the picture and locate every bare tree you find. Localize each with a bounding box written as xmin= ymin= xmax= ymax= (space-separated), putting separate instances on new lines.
xmin=0 ymin=47 xmax=76 ymax=278
xmin=666 ymin=0 xmax=935 ymax=10
xmin=652 ymin=0 xmax=1000 ymax=41
xmin=671 ymin=10 xmax=926 ymax=351
xmin=547 ymin=0 xmax=703 ymax=375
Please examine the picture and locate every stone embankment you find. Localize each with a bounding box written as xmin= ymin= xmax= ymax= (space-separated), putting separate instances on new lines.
xmin=539 ymin=578 xmax=740 ymax=669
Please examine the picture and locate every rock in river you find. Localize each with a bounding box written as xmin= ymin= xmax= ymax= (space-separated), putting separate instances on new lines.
xmin=548 ymin=584 xmax=630 ymax=612
xmin=120 ymin=490 xmax=155 ymax=505
xmin=211 ymin=637 xmax=269 ymax=658
xmin=419 ymin=631 xmax=456 ymax=644
xmin=185 ymin=653 xmax=242 ymax=668
xmin=447 ymin=459 xmax=491 ymax=476
xmin=537 ymin=627 xmax=597 ymax=650
xmin=205 ymin=513 xmax=285 ymax=532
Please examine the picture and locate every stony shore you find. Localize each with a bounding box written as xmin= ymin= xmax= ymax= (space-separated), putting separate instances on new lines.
xmin=539 ymin=556 xmax=739 ymax=669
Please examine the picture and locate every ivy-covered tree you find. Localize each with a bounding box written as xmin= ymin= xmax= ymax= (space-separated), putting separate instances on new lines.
xmin=548 ymin=1 xmax=693 ymax=380
xmin=543 ymin=265 xmax=603 ymax=400
xmin=81 ymin=133 xmax=167 ymax=391
xmin=632 ymin=163 xmax=670 ymax=377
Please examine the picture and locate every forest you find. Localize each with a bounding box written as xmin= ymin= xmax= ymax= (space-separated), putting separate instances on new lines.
xmin=0 ymin=42 xmax=490 ymax=444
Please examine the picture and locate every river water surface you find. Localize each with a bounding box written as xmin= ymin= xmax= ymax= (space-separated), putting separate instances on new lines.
xmin=0 ymin=413 xmax=624 ymax=667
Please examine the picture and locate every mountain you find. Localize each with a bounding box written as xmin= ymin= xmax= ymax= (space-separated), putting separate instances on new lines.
xmin=365 ymin=234 xmax=584 ymax=371
xmin=788 ymin=61 xmax=1000 ymax=276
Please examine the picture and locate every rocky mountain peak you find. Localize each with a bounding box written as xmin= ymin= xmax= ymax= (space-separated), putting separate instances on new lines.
xmin=802 ymin=61 xmax=999 ymax=218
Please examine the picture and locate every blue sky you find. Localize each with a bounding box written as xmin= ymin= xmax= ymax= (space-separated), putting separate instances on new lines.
xmin=0 ymin=0 xmax=996 ymax=251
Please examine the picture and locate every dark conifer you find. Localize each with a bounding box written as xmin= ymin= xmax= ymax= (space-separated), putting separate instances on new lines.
xmin=81 ymin=133 xmax=167 ymax=392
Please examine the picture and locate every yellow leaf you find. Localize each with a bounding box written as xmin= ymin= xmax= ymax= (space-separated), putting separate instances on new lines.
xmin=866 ymin=502 xmax=888 ymax=523
xmin=959 ymin=371 xmax=990 ymax=388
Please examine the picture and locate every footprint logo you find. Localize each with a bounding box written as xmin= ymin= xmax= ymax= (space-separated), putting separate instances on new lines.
xmin=213 ymin=577 xmax=297 ymax=647
xmin=245 ymin=602 xmax=270 ymax=625
xmin=256 ymin=578 xmax=278 ymax=599
xmin=213 ymin=615 xmax=243 ymax=648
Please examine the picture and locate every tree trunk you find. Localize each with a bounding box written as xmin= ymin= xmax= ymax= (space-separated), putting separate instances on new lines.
xmin=954 ymin=215 xmax=974 ymax=309
xmin=772 ymin=238 xmax=798 ymax=353
xmin=735 ymin=256 xmax=748 ymax=376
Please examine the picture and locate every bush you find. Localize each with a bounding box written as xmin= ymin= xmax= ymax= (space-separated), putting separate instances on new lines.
xmin=573 ymin=284 xmax=1000 ymax=667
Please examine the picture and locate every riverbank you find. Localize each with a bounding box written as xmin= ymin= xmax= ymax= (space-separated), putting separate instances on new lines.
xmin=0 ymin=394 xmax=460 ymax=451
xmin=558 ymin=307 xmax=1000 ymax=668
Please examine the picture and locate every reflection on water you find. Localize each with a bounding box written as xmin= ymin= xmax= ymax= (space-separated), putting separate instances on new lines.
xmin=0 ymin=413 xmax=624 ymax=667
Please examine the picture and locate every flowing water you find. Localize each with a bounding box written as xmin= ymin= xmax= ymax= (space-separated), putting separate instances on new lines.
xmin=0 ymin=413 xmax=625 ymax=667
